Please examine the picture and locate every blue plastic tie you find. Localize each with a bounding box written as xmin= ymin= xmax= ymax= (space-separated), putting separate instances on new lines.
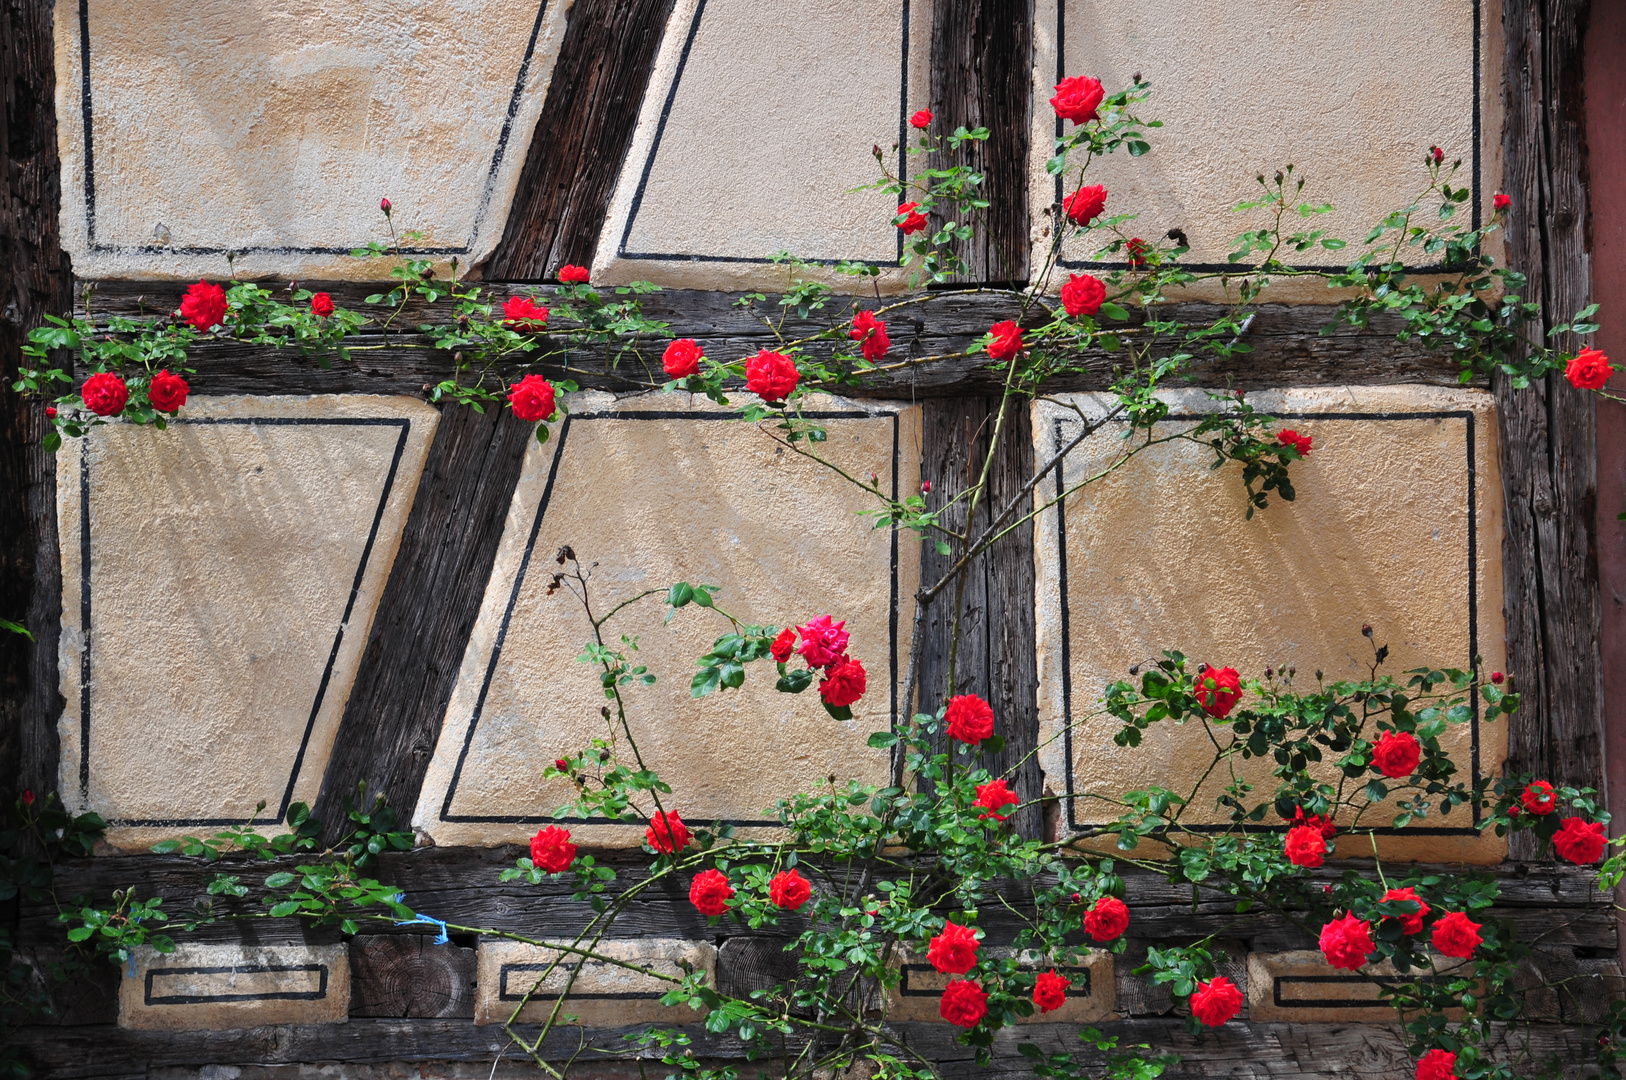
xmin=394 ymin=912 xmax=450 ymax=945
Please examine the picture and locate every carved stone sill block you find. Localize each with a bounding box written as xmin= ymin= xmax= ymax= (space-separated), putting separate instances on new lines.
xmin=1247 ymin=950 xmax=1473 ymax=1023
xmin=886 ymin=948 xmax=1114 ymax=1024
xmin=118 ymin=943 xmax=349 ymax=1030
xmin=475 ymin=938 xmax=717 ymax=1026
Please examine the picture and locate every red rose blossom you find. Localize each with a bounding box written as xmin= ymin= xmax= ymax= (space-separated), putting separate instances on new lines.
xmin=850 ymin=311 xmax=890 ymax=362
xmin=1371 ymin=730 xmax=1421 ymax=778
xmin=507 ymin=374 xmax=557 ymax=423
xmin=503 ymin=295 xmax=549 ymax=330
xmin=1381 ymin=886 xmax=1430 ymax=935
xmin=554 ymin=758 xmax=569 ymax=772
xmin=1285 ymin=824 xmax=1327 ymax=868
xmin=380 ymin=197 xmax=392 ymax=214
xmin=944 ymin=694 xmax=994 ymax=743
xmin=310 ymin=292 xmax=335 ymax=318
xmin=45 ymin=407 xmax=57 ymax=419
xmin=1491 ymin=671 xmax=1505 ymax=684
xmin=927 ymin=920 xmax=979 ymax=975
xmin=1521 ymin=780 xmax=1556 ymax=815
xmin=745 ymin=349 xmax=799 ymax=404
xmin=557 ymin=264 xmax=590 ymax=284
xmin=646 ymin=810 xmax=691 ymax=854
xmin=80 ymin=372 xmax=129 ymax=417
xmin=768 ymin=868 xmax=812 ymax=910
xmin=987 ymin=321 xmax=1023 ymax=362
xmin=1566 ymin=347 xmax=1613 ymax=390
xmin=939 ymin=979 xmax=987 ymax=1027
xmin=910 ymin=109 xmax=933 ymax=129
xmin=895 ymin=202 xmax=928 ymax=235
xmin=1194 ymin=664 xmax=1242 ymax=718
xmin=1319 ymin=913 xmax=1374 ymax=970
xmin=1033 ymin=970 xmax=1069 ymax=1013
xmin=1289 ymin=806 xmax=1337 ymax=838
xmin=1126 ymin=238 xmax=1150 ymax=269
xmin=1553 ymin=816 xmax=1608 ymax=864
xmin=1060 ymin=273 xmax=1106 ymax=317
xmin=770 ymin=628 xmax=797 ymax=663
xmin=529 ymin=825 xmax=577 ymax=873
xmin=689 ymin=868 xmax=735 ymax=916
xmin=1050 ymin=75 xmax=1105 ymax=124
xmin=1493 ymin=193 xmax=1511 ymax=210
xmin=973 ymin=779 xmax=1019 ymax=821
xmin=796 ymin=615 xmax=849 ymax=668
xmin=1430 ymin=146 xmax=1445 ymax=165
xmin=1277 ymin=429 xmax=1312 ymax=457
xmin=179 ymin=281 xmax=228 ymax=332
xmin=1416 ymin=1049 xmax=1457 ymax=1080
xmin=662 ymin=338 xmax=703 ymax=378
xmin=147 ymin=370 xmax=189 ymax=413
xmin=1430 ymin=910 xmax=1482 ymax=958
xmin=819 ymin=656 xmax=867 ymax=708
xmin=1083 ymin=896 xmax=1130 ymax=942
xmin=1189 ymin=976 xmax=1243 ymax=1026
xmin=1062 ymin=184 xmax=1107 ymax=227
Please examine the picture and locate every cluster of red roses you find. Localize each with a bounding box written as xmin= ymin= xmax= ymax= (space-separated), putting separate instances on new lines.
xmin=773 ymin=615 xmax=868 ymax=709
xmin=651 ymin=810 xmax=813 ymax=918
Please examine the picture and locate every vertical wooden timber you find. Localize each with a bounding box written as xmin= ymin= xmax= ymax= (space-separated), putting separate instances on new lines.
xmin=483 ymin=0 xmax=678 ymax=280
xmin=927 ymin=0 xmax=1035 ymax=284
xmin=1499 ymin=0 xmax=1601 ymax=858
xmin=0 ymin=0 xmax=72 ymax=810
xmin=312 ymin=405 xmax=533 ymax=842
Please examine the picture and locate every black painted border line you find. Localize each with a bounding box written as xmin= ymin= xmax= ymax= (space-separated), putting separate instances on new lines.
xmin=1053 ymin=409 xmax=1481 ymax=836
xmin=439 ymin=409 xmax=903 ymax=828
xmin=75 ymin=0 xmax=550 ymax=257
xmin=145 ymin=963 xmax=329 ymax=1006
xmin=615 ymin=0 xmax=912 ymax=267
xmin=1272 ymin=974 xmax=1457 ymax=1010
xmin=79 ymin=417 xmax=411 ymax=828
xmin=499 ymin=962 xmax=670 ymax=1001
xmin=898 ymin=963 xmax=1091 ymax=997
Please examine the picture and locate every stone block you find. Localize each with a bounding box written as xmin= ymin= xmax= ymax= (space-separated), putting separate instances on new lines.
xmin=119 ymin=943 xmax=349 ymax=1030
xmin=1246 ymin=950 xmax=1472 ymax=1023
xmin=885 ymin=948 xmax=1114 ymax=1024
xmin=475 ymin=938 xmax=716 ymax=1027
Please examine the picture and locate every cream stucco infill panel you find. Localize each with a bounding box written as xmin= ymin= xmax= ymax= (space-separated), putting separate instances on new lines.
xmin=417 ymin=392 xmax=921 ymax=847
xmin=54 ymin=0 xmax=569 ymax=281
xmin=58 ymin=395 xmax=437 ymax=851
xmin=1032 ymin=386 xmax=1507 ymax=864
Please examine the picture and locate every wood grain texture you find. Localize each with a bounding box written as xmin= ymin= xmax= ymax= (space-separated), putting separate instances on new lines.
xmin=350 ymin=934 xmax=476 ymax=1018
xmin=1497 ymin=0 xmax=1602 ymax=859
xmin=483 ymin=0 xmax=678 ymax=280
xmin=311 ymin=403 xmax=534 ymax=844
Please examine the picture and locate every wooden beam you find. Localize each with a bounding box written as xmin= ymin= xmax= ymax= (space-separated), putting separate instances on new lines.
xmin=311 ymin=404 xmax=534 ymax=844
xmin=1497 ymin=0 xmax=1603 ymax=858
xmin=483 ymin=0 xmax=679 ymax=280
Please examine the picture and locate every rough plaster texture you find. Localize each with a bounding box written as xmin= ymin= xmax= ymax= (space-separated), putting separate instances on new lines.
xmin=1245 ymin=950 xmax=1472 ymax=1023
xmin=58 ymin=396 xmax=437 ymax=850
xmin=887 ymin=948 xmax=1114 ymax=1023
xmin=1033 ymin=386 xmax=1507 ymax=864
xmin=119 ymin=943 xmax=350 ymax=1030
xmin=54 ymin=0 xmax=567 ymax=281
xmin=474 ymin=939 xmax=715 ymax=1026
xmin=416 ymin=392 xmax=920 ymax=847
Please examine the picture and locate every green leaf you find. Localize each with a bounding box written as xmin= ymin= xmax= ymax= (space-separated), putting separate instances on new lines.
xmin=823 ymin=702 xmax=853 ymax=722
xmin=536 ymin=424 xmax=549 ymax=444
xmin=268 ymin=900 xmax=301 ymax=918
xmin=1098 ymin=302 xmax=1131 ymax=322
xmin=667 ymin=582 xmax=694 ymax=608
xmin=867 ymin=731 xmax=899 ymax=749
xmin=265 ymin=872 xmax=298 ymax=888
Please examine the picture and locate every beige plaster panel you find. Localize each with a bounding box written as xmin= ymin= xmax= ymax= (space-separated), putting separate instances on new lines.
xmin=55 ymin=0 xmax=568 ymax=281
xmin=886 ymin=948 xmax=1114 ymax=1023
xmin=475 ymin=938 xmax=715 ymax=1026
xmin=416 ymin=392 xmax=920 ymax=847
xmin=1033 ymin=386 xmax=1507 ymax=864
xmin=593 ymin=0 xmax=933 ymax=294
xmin=1246 ymin=950 xmax=1473 ymax=1023
xmin=58 ymin=396 xmax=436 ymax=850
xmin=1029 ymin=0 xmax=1502 ymax=304
xmin=119 ymin=943 xmax=349 ymax=1030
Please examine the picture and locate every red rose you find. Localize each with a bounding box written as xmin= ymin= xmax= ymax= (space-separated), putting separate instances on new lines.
xmin=557 ymin=264 xmax=590 ymax=284
xmin=938 ymin=979 xmax=987 ymax=1028
xmin=529 ymin=825 xmax=577 ymax=873
xmin=1277 ymin=429 xmax=1312 ymax=457
xmin=944 ymin=693 xmax=994 ymax=743
xmin=1521 ymin=780 xmax=1556 ymax=815
xmin=1060 ymin=273 xmax=1105 ymax=317
xmin=1430 ymin=146 xmax=1445 ymax=165
xmin=1380 ymin=886 xmax=1430 ymax=935
xmin=554 ymin=758 xmax=570 ymax=773
xmin=1289 ymin=806 xmax=1337 ymax=838
xmin=1083 ymin=896 xmax=1130 ymax=942
xmin=987 ymin=321 xmax=1023 ymax=362
xmin=745 ymin=349 xmax=800 ymax=404
xmin=663 ymin=338 xmax=703 ymax=378
xmin=80 ymin=372 xmax=129 ymax=417
xmin=895 ymin=202 xmax=928 ymax=235
xmin=819 ymin=656 xmax=867 ymax=707
xmin=1285 ymin=824 xmax=1326 ymax=868
xmin=795 ymin=615 xmax=849 ymax=668
xmin=1189 ymin=975 xmax=1243 ymax=1026
xmin=850 ymin=310 xmax=890 ymax=362
xmin=910 ymin=109 xmax=933 ymax=130
xmin=20 ymin=790 xmax=33 ymax=806
xmin=179 ymin=281 xmax=228 ymax=332
xmin=927 ymin=919 xmax=979 ymax=974
xmin=1319 ymin=913 xmax=1374 ymax=970
xmin=1371 ymin=730 xmax=1421 ymax=778
xmin=1416 ymin=1049 xmax=1457 ymax=1080
xmin=146 ymin=370 xmax=189 ymax=413
xmin=1050 ymin=75 xmax=1104 ymax=124
xmin=768 ymin=868 xmax=812 ymax=910
xmin=1126 ymin=238 xmax=1150 ymax=269
xmin=1194 ymin=664 xmax=1242 ymax=718
xmin=1490 ymin=671 xmax=1505 ymax=684
xmin=770 ymin=627 xmax=796 ymax=663
xmin=507 ymin=374 xmax=557 ymax=423
xmin=646 ymin=810 xmax=691 ymax=854
xmin=973 ymin=779 xmax=1019 ymax=821
xmin=1032 ymin=970 xmax=1069 ymax=1013
xmin=380 ymin=197 xmax=392 ymax=215
xmin=1566 ymin=347 xmax=1613 ymax=390
xmin=1493 ymin=193 xmax=1511 ymax=210
xmin=310 ymin=292 xmax=335 ymax=318
xmin=689 ymin=868 xmax=735 ymax=916
xmin=1553 ymin=816 xmax=1608 ymax=863
xmin=1063 ymin=185 xmax=1108 ymax=227
xmin=45 ymin=407 xmax=57 ymax=419
xmin=503 ymin=295 xmax=549 ymax=330
xmin=1430 ymin=910 xmax=1482 ymax=958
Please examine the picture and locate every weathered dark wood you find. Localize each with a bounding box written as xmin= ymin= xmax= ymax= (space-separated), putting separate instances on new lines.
xmin=1497 ymin=0 xmax=1602 ymax=859
xmin=350 ymin=934 xmax=477 ymax=1018
xmin=312 ymin=403 xmax=533 ymax=843
xmin=928 ymin=0 xmax=1034 ymax=283
xmin=483 ymin=0 xmax=678 ymax=279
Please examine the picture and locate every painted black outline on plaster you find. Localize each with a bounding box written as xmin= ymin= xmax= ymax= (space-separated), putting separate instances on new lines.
xmin=439 ymin=409 xmax=903 ymax=829
xmin=80 ymin=417 xmax=411 ymax=828
xmin=1050 ymin=0 xmax=1482 ymax=273
xmin=498 ymin=962 xmax=675 ymax=1001
xmin=1272 ymin=974 xmax=1458 ymax=1011
xmin=898 ymin=963 xmax=1092 ymax=998
xmin=615 ymin=0 xmax=912 ymax=267
xmin=1053 ymin=410 xmax=1481 ymax=836
xmin=144 ymin=963 xmax=329 ymax=1005
xmin=75 ymin=0 xmax=549 ymax=256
